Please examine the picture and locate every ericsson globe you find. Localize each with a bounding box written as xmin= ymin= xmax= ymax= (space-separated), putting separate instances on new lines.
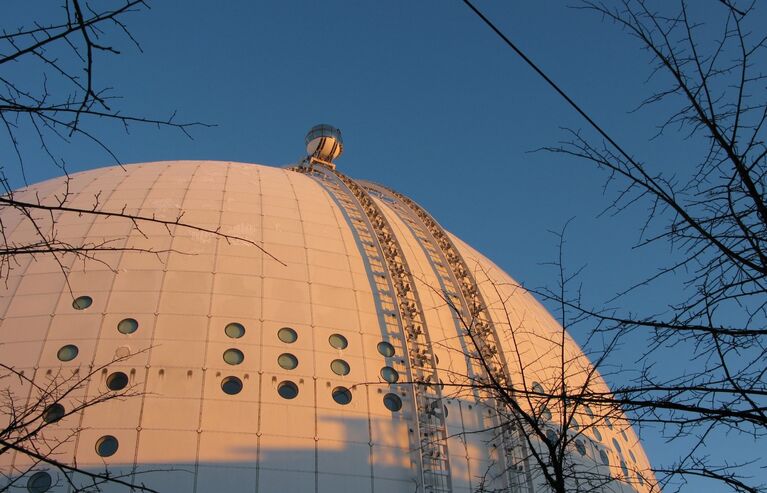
xmin=0 ymin=130 xmax=655 ymax=492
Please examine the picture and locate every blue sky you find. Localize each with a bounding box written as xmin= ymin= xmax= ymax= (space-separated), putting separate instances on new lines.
xmin=3 ymin=1 xmax=765 ymax=490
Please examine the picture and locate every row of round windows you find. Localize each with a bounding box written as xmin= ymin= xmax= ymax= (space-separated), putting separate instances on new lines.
xmin=70 ymin=298 xmax=400 ymax=353
xmin=68 ymin=298 xmax=382 ymax=354
xmin=218 ymin=372 xmax=403 ymax=411
xmin=109 ymin=317 xmax=398 ymax=360
xmin=55 ymin=322 xmax=397 ymax=364
xmin=533 ymin=380 xmax=637 ymax=466
xmin=219 ymin=376 xmax=402 ymax=411
xmin=565 ymin=434 xmax=645 ymax=487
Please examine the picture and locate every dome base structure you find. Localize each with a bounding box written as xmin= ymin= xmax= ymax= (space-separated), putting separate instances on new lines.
xmin=0 ymin=160 xmax=656 ymax=493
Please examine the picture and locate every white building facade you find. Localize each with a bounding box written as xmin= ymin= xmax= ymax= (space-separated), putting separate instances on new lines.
xmin=0 ymin=128 xmax=655 ymax=492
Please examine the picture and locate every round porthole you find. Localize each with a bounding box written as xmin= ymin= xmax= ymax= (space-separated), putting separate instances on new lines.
xmin=106 ymin=372 xmax=129 ymax=391
xmin=599 ymin=449 xmax=610 ymax=466
xmin=545 ymin=429 xmax=557 ymax=445
xmin=42 ymin=403 xmax=65 ymax=423
xmin=278 ymin=353 xmax=298 ymax=370
xmin=26 ymin=471 xmax=52 ymax=493
xmin=225 ymin=322 xmax=245 ymax=339
xmin=95 ymin=435 xmax=118 ymax=457
xmin=278 ymin=327 xmax=297 ymax=343
xmin=117 ymin=318 xmax=138 ymax=334
xmin=72 ymin=296 xmax=92 ymax=310
xmin=377 ymin=341 xmax=395 ymax=357
xmin=330 ymin=359 xmax=350 ymax=376
xmin=383 ymin=393 xmax=402 ymax=411
xmin=56 ymin=344 xmax=78 ymax=362
xmin=574 ymin=439 xmax=586 ymax=456
xmin=612 ymin=437 xmax=622 ymax=455
xmin=380 ymin=366 xmax=399 ymax=383
xmin=114 ymin=346 xmax=131 ymax=359
xmin=328 ymin=334 xmax=348 ymax=350
xmin=221 ymin=376 xmax=243 ymax=395
xmin=223 ymin=348 xmax=244 ymax=365
xmin=593 ymin=427 xmax=603 ymax=441
xmin=277 ymin=381 xmax=299 ymax=399
xmin=332 ymin=386 xmax=352 ymax=405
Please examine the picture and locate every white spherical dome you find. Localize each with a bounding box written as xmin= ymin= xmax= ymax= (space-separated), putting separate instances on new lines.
xmin=0 ymin=161 xmax=654 ymax=493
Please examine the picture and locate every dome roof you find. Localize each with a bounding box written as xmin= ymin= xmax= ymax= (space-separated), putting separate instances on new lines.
xmin=0 ymin=161 xmax=653 ymax=492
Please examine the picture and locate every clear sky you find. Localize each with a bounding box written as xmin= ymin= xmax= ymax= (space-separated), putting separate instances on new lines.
xmin=3 ymin=2 xmax=765 ymax=491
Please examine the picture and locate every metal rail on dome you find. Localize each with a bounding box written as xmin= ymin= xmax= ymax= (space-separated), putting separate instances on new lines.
xmin=361 ymin=181 xmax=535 ymax=493
xmin=292 ymin=161 xmax=453 ymax=493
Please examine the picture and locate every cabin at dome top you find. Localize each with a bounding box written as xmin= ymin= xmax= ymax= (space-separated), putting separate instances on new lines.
xmin=0 ymin=126 xmax=655 ymax=493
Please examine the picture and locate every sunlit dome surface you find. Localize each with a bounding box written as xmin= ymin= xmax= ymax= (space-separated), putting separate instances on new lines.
xmin=0 ymin=159 xmax=654 ymax=492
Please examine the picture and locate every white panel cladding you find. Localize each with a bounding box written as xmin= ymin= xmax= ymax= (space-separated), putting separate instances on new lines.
xmin=0 ymin=161 xmax=654 ymax=493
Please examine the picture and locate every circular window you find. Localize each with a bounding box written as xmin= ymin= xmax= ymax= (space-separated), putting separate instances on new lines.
xmin=612 ymin=437 xmax=622 ymax=455
xmin=545 ymin=429 xmax=557 ymax=445
xmin=574 ymin=439 xmax=586 ymax=456
xmin=592 ymin=427 xmax=603 ymax=441
xmin=583 ymin=405 xmax=594 ymax=418
xmin=278 ymin=353 xmax=298 ymax=370
xmin=278 ymin=327 xmax=297 ymax=343
xmin=380 ymin=366 xmax=399 ymax=383
xmin=114 ymin=346 xmax=131 ymax=359
xmin=332 ymin=386 xmax=352 ymax=405
xmin=95 ymin=435 xmax=118 ymax=457
xmin=383 ymin=393 xmax=402 ymax=411
xmin=620 ymin=460 xmax=629 ymax=478
xmin=117 ymin=318 xmax=139 ymax=334
xmin=531 ymin=382 xmax=544 ymax=395
xmin=328 ymin=334 xmax=348 ymax=350
xmin=221 ymin=376 xmax=243 ymax=395
xmin=599 ymin=449 xmax=610 ymax=466
xmin=277 ymin=381 xmax=299 ymax=399
xmin=26 ymin=471 xmax=52 ymax=493
xmin=377 ymin=341 xmax=395 ymax=357
xmin=106 ymin=372 xmax=129 ymax=391
xmin=56 ymin=344 xmax=78 ymax=362
xmin=42 ymin=403 xmax=65 ymax=423
xmin=223 ymin=348 xmax=244 ymax=365
xmin=225 ymin=322 xmax=245 ymax=339
xmin=72 ymin=296 xmax=92 ymax=310
xmin=330 ymin=359 xmax=350 ymax=376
